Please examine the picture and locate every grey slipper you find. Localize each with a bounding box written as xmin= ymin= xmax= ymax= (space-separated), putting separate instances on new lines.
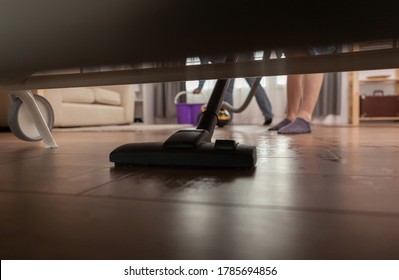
xmin=277 ymin=118 xmax=311 ymax=134
xmin=268 ymin=118 xmax=291 ymax=131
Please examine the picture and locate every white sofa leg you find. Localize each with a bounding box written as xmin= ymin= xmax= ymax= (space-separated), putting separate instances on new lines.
xmin=11 ymin=91 xmax=58 ymax=149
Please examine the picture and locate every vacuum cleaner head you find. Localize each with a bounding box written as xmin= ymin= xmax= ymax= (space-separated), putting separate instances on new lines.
xmin=110 ymin=129 xmax=256 ymax=169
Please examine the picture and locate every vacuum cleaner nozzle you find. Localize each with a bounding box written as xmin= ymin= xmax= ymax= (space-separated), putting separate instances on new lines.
xmin=109 ymin=129 xmax=256 ymax=169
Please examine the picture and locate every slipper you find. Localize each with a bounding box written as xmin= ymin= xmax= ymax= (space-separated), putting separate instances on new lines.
xmin=277 ymin=118 xmax=311 ymax=134
xmin=268 ymin=118 xmax=291 ymax=131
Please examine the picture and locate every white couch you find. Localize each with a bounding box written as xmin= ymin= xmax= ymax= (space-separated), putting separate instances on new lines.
xmin=0 ymin=85 xmax=135 ymax=128
xmin=40 ymin=85 xmax=136 ymax=127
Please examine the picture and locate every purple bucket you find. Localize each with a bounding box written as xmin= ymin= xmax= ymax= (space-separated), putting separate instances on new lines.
xmin=175 ymin=92 xmax=205 ymax=126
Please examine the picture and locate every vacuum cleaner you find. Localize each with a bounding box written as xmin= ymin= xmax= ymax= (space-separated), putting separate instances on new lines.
xmin=198 ymin=105 xmax=231 ymax=128
xmin=109 ymin=57 xmax=258 ymax=168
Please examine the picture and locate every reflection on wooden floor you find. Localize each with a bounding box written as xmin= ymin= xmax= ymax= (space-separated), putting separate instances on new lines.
xmin=0 ymin=123 xmax=399 ymax=259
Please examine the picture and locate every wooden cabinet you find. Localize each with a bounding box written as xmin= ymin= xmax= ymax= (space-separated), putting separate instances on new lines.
xmin=349 ymin=42 xmax=399 ymax=124
xmin=349 ymin=70 xmax=399 ymax=124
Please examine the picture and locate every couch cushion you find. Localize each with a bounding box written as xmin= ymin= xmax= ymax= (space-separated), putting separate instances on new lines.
xmin=59 ymin=103 xmax=125 ymax=127
xmin=94 ymin=87 xmax=121 ymax=106
xmin=61 ymin=87 xmax=95 ymax=104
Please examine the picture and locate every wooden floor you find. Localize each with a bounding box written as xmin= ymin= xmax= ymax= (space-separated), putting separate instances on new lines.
xmin=1 ymin=123 xmax=399 ymax=260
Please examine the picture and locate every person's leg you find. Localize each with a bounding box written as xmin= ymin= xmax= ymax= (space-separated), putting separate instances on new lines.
xmin=285 ymin=74 xmax=303 ymax=121
xmin=278 ymin=73 xmax=324 ymax=134
xmin=269 ymin=74 xmax=303 ymax=130
xmin=245 ymin=77 xmax=273 ymax=123
xmin=194 ymin=79 xmax=206 ymax=93
xmin=270 ymin=48 xmax=326 ymax=134
xmin=297 ymin=73 xmax=324 ymax=122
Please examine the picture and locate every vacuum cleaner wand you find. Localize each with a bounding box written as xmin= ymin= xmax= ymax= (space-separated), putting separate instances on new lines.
xmin=109 ymin=56 xmax=257 ymax=169
xmin=196 ymin=78 xmax=229 ymax=135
